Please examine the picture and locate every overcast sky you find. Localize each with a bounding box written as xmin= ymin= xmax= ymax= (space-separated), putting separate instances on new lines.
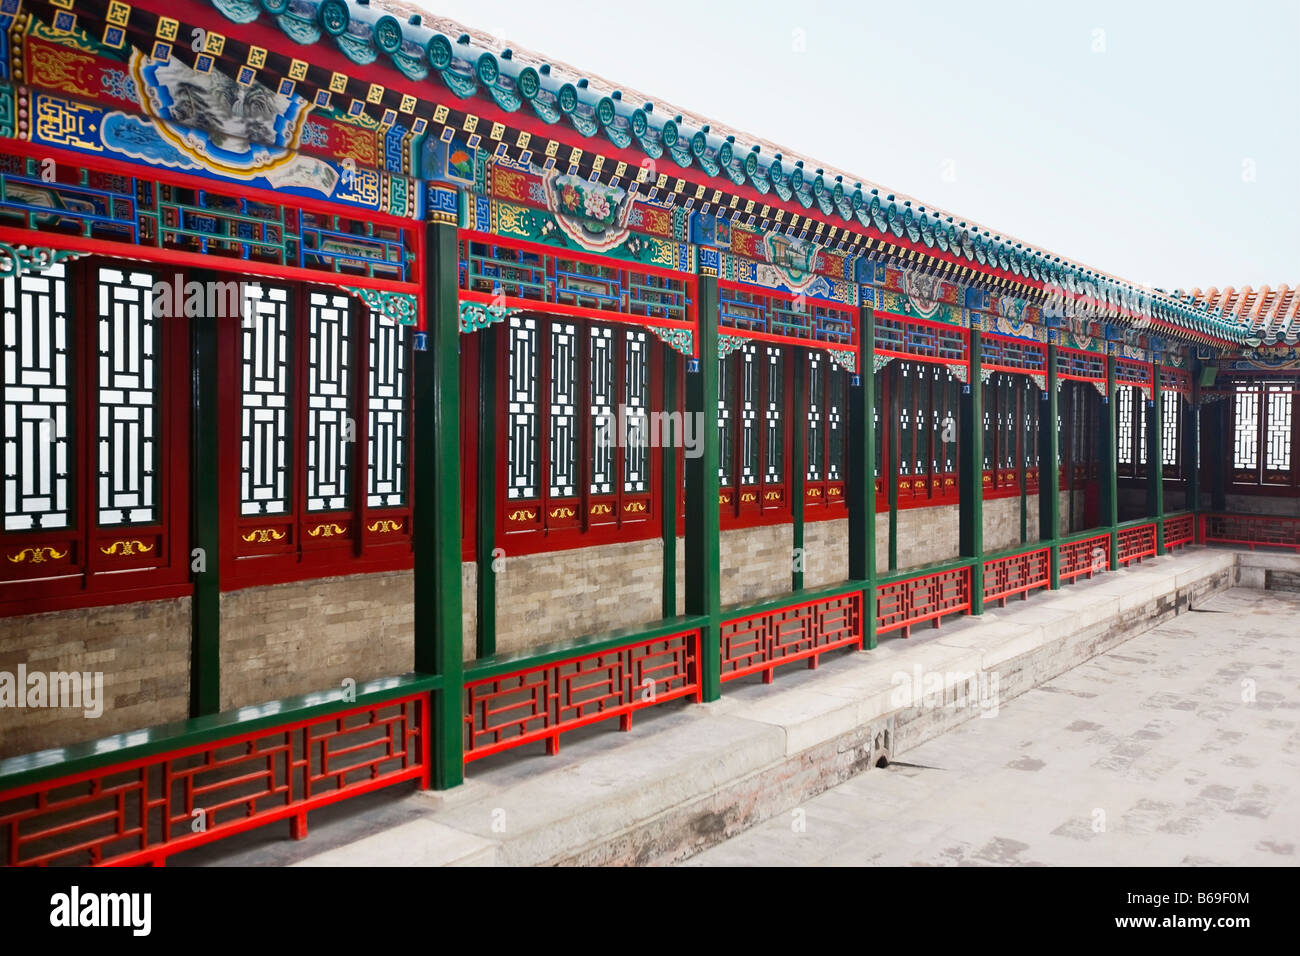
xmin=421 ymin=0 xmax=1299 ymax=292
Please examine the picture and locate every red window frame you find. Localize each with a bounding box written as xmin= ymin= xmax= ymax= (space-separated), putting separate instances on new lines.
xmin=877 ymin=359 xmax=961 ymax=510
xmin=1227 ymin=377 xmax=1299 ymax=491
xmin=0 ymin=258 xmax=190 ymax=615
xmin=802 ymin=350 xmax=849 ymax=519
xmin=718 ymin=340 xmax=792 ymax=529
xmin=217 ymin=280 xmax=414 ymax=589
xmin=496 ymin=312 xmax=665 ymax=555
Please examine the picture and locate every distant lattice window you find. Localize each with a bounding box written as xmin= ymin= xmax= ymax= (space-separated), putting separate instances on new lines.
xmin=1233 ymin=384 xmax=1259 ymax=471
xmin=1265 ymin=383 xmax=1292 ymax=472
xmin=1160 ymin=390 xmax=1180 ymax=470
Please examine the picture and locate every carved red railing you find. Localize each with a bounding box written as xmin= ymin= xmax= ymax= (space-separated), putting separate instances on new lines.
xmin=982 ymin=546 xmax=1051 ymax=605
xmin=462 ymin=630 xmax=700 ymax=761
xmin=721 ymin=590 xmax=863 ymax=684
xmin=876 ymin=565 xmax=971 ymax=638
xmin=1118 ymin=523 xmax=1157 ymax=565
xmin=1163 ymin=513 xmax=1195 ymax=550
xmin=0 ymin=692 xmax=429 ymax=867
xmin=1201 ymin=514 xmax=1300 ymax=552
xmin=1058 ymin=532 xmax=1111 ymax=583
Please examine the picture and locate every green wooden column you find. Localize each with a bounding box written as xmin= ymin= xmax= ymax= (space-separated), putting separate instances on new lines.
xmin=686 ymin=271 xmax=722 ymax=701
xmin=887 ymin=366 xmax=899 ymax=571
xmin=1102 ymin=355 xmax=1119 ymax=568
xmin=475 ymin=324 xmax=498 ymax=658
xmin=791 ymin=351 xmax=806 ymax=592
xmin=661 ymin=345 xmax=678 ymax=618
xmin=189 ymin=295 xmax=220 ymax=717
xmin=1147 ymin=366 xmax=1165 ymax=552
xmin=960 ymin=327 xmax=984 ymax=612
xmin=849 ymin=304 xmax=878 ymax=649
xmin=1039 ymin=343 xmax=1061 ymax=587
xmin=414 ymin=220 xmax=464 ymax=789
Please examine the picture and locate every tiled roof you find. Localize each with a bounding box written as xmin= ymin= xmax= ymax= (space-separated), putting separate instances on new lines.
xmin=193 ymin=0 xmax=1260 ymax=347
xmin=1185 ymin=286 xmax=1300 ymax=346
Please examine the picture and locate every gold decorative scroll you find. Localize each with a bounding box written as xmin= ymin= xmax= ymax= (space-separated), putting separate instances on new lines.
xmin=623 ymin=501 xmax=648 ymax=513
xmin=506 ymin=509 xmax=537 ymax=522
xmin=549 ymin=506 xmax=576 ymax=519
xmin=100 ymin=539 xmax=154 ymax=557
xmin=241 ymin=528 xmax=286 ymax=544
xmin=366 ymin=519 xmax=404 ymax=534
xmin=307 ymin=523 xmax=347 ymax=538
xmin=7 ymin=546 xmax=69 ymax=564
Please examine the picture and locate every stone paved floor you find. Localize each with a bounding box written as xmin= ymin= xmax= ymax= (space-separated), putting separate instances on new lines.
xmin=686 ymin=587 xmax=1300 ymax=866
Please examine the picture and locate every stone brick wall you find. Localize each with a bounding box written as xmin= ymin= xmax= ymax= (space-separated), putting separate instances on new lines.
xmin=983 ymin=496 xmax=1026 ymax=553
xmin=895 ymin=504 xmax=960 ymax=569
xmin=804 ymin=517 xmax=849 ymax=589
xmin=219 ymin=572 xmax=414 ymax=710
xmin=0 ymin=597 xmax=191 ymax=758
xmin=674 ymin=522 xmax=795 ymax=613
xmin=496 ymin=538 xmax=663 ymax=657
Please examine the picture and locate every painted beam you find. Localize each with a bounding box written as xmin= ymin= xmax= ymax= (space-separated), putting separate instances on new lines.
xmin=414 ymin=221 xmax=464 ymax=789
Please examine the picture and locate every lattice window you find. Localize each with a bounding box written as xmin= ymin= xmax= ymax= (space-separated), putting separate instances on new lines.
xmin=96 ymin=268 xmax=158 ymax=526
xmin=367 ymin=313 xmax=407 ymax=509
xmin=805 ymin=352 xmax=847 ymax=512
xmin=1265 ymin=383 xmax=1292 ymax=473
xmin=807 ymin=353 xmax=823 ymax=482
xmin=893 ymin=360 xmax=958 ymax=502
xmin=548 ymin=321 xmax=578 ymax=498
xmin=738 ymin=343 xmax=759 ymax=487
xmin=501 ymin=316 xmax=661 ymax=543
xmin=1161 ymin=389 xmax=1180 ymax=471
xmin=3 ymin=265 xmax=72 ymax=532
xmin=306 ymin=291 xmax=353 ymax=512
xmin=591 ymin=326 xmax=615 ymax=494
xmin=827 ymin=365 xmax=846 ymax=482
xmin=982 ymin=373 xmax=1024 ymax=492
xmin=1117 ymin=386 xmax=1134 ymax=468
xmin=2 ymin=261 xmax=192 ymax=609
xmin=506 ymin=315 xmax=539 ymax=501
xmin=1137 ymin=390 xmax=1148 ymax=469
xmin=1233 ymin=384 xmax=1259 ymax=472
xmin=623 ymin=330 xmax=648 ymax=494
xmin=240 ymin=284 xmax=293 ymax=516
xmin=720 ymin=341 xmax=790 ymax=522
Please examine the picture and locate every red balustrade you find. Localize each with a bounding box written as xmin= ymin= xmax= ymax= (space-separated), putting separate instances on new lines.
xmin=983 ymin=547 xmax=1051 ymax=605
xmin=721 ymin=591 xmax=863 ymax=684
xmin=1118 ymin=524 xmax=1157 ymax=565
xmin=1163 ymin=513 xmax=1195 ymax=550
xmin=876 ymin=565 xmax=971 ymax=638
xmin=463 ymin=630 xmax=700 ymax=761
xmin=0 ymin=693 xmax=429 ymax=867
xmin=1058 ymin=533 xmax=1111 ymax=583
xmin=1202 ymin=514 xmax=1300 ymax=552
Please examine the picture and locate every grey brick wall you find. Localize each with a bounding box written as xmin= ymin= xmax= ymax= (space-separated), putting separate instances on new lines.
xmin=219 ymin=571 xmax=415 ymax=710
xmin=496 ymin=538 xmax=663 ymax=657
xmin=0 ymin=597 xmax=191 ymax=758
xmin=895 ymin=504 xmax=961 ymax=569
xmin=804 ymin=518 xmax=849 ymax=589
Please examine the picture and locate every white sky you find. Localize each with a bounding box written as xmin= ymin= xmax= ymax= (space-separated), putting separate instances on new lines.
xmin=420 ymin=0 xmax=1300 ymax=291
